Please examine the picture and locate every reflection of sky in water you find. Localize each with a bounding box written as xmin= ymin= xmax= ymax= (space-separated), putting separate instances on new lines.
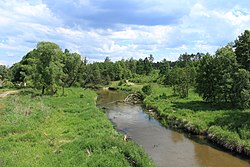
xmin=98 ymin=90 xmax=250 ymax=167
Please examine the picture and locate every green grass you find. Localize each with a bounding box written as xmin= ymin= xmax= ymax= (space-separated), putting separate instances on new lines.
xmin=0 ymin=88 xmax=154 ymax=167
xmin=0 ymin=88 xmax=12 ymax=93
xmin=129 ymin=71 xmax=159 ymax=84
xmin=110 ymin=81 xmax=143 ymax=92
xmin=143 ymin=84 xmax=250 ymax=154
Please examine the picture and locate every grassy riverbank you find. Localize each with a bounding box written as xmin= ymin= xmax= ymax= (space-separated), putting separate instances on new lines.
xmin=0 ymin=88 xmax=153 ymax=167
xmin=143 ymin=84 xmax=250 ymax=156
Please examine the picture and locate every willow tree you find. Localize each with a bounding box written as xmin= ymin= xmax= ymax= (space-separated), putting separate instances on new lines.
xmin=35 ymin=42 xmax=64 ymax=95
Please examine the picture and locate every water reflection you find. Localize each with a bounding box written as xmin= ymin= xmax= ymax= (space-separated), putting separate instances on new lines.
xmin=194 ymin=143 xmax=249 ymax=167
xmin=170 ymin=130 xmax=184 ymax=144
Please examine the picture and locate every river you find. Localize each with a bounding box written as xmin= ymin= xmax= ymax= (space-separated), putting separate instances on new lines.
xmin=97 ymin=89 xmax=250 ymax=167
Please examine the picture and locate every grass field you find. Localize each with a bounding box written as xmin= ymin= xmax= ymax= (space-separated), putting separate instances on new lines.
xmin=143 ymin=84 xmax=250 ymax=156
xmin=0 ymin=88 xmax=153 ymax=167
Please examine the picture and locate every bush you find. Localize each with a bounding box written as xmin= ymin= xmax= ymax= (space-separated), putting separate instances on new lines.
xmin=2 ymin=80 xmax=14 ymax=88
xmin=142 ymin=85 xmax=152 ymax=95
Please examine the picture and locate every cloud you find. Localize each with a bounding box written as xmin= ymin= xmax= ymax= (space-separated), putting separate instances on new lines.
xmin=1 ymin=0 xmax=250 ymax=66
xmin=0 ymin=0 xmax=62 ymax=65
xmin=42 ymin=0 xmax=193 ymax=27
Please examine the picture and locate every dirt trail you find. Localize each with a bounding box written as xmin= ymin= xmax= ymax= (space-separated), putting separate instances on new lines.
xmin=0 ymin=90 xmax=19 ymax=98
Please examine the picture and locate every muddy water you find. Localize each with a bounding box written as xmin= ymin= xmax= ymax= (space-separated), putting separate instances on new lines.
xmin=97 ymin=90 xmax=250 ymax=167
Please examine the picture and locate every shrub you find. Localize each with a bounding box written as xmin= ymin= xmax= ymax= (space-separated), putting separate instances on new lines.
xmin=142 ymin=85 xmax=152 ymax=95
xmin=2 ymin=80 xmax=14 ymax=88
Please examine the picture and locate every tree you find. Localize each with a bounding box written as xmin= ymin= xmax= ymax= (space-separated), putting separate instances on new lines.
xmin=113 ymin=62 xmax=123 ymax=80
xmin=0 ymin=65 xmax=11 ymax=87
xmin=61 ymin=49 xmax=84 ymax=95
xmin=169 ymin=67 xmax=195 ymax=98
xmin=136 ymin=59 xmax=144 ymax=75
xmin=0 ymin=65 xmax=10 ymax=79
xmin=159 ymin=59 xmax=170 ymax=76
xmin=126 ymin=58 xmax=137 ymax=75
xmin=104 ymin=56 xmax=111 ymax=63
xmin=35 ymin=42 xmax=64 ymax=95
xmin=102 ymin=57 xmax=114 ymax=83
xmin=159 ymin=59 xmax=171 ymax=85
xmin=143 ymin=57 xmax=153 ymax=75
xmin=11 ymin=49 xmax=38 ymax=87
xmin=234 ymin=30 xmax=250 ymax=71
xmin=232 ymin=69 xmax=250 ymax=108
xmin=196 ymin=46 xmax=239 ymax=104
xmin=195 ymin=53 xmax=215 ymax=102
xmin=84 ymin=63 xmax=102 ymax=86
xmin=149 ymin=54 xmax=154 ymax=62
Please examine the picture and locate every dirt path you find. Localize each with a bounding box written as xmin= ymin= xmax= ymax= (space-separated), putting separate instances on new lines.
xmin=0 ymin=90 xmax=19 ymax=98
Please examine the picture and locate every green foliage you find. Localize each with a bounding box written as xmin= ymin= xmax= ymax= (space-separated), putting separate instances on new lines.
xmin=234 ymin=30 xmax=250 ymax=71
xmin=10 ymin=43 xmax=87 ymax=94
xmin=136 ymin=56 xmax=154 ymax=75
xmin=2 ymin=80 xmax=14 ymax=88
xmin=35 ymin=42 xmax=65 ymax=95
xmin=84 ymin=63 xmax=103 ymax=86
xmin=231 ymin=69 xmax=250 ymax=108
xmin=62 ymin=49 xmax=84 ymax=88
xmin=129 ymin=70 xmax=159 ymax=84
xmin=0 ymin=88 xmax=153 ymax=167
xmin=158 ymin=59 xmax=171 ymax=84
xmin=169 ymin=67 xmax=196 ymax=98
xmin=142 ymin=85 xmax=152 ymax=95
xmin=196 ymin=45 xmax=250 ymax=108
xmin=176 ymin=52 xmax=204 ymax=67
xmin=158 ymin=59 xmax=170 ymax=76
xmin=0 ymin=65 xmax=11 ymax=82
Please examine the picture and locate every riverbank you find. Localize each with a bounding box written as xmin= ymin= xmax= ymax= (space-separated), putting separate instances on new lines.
xmin=144 ymin=84 xmax=250 ymax=157
xmin=112 ymin=82 xmax=250 ymax=158
xmin=0 ymin=88 xmax=153 ymax=167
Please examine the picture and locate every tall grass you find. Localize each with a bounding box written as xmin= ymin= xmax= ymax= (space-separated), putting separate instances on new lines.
xmin=0 ymin=88 xmax=153 ymax=167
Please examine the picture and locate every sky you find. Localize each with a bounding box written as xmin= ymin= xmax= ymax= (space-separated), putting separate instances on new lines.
xmin=0 ymin=0 xmax=250 ymax=66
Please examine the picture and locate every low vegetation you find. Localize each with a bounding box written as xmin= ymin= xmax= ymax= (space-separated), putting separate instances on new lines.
xmin=143 ymin=84 xmax=250 ymax=156
xmin=0 ymin=88 xmax=153 ymax=167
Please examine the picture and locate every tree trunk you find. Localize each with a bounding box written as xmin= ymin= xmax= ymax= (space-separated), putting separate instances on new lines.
xmin=42 ymin=86 xmax=45 ymax=95
xmin=50 ymin=85 xmax=54 ymax=96
xmin=68 ymin=61 xmax=84 ymax=87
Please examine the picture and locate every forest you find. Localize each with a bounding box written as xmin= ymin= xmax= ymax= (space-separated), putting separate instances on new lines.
xmin=0 ymin=30 xmax=250 ymax=166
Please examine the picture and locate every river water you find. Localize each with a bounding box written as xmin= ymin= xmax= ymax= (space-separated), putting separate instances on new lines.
xmin=97 ymin=90 xmax=250 ymax=167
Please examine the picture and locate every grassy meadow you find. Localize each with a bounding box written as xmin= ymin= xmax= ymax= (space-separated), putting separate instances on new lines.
xmin=0 ymin=88 xmax=153 ymax=167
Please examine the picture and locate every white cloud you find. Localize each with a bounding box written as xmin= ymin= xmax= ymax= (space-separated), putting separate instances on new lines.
xmin=1 ymin=0 xmax=250 ymax=66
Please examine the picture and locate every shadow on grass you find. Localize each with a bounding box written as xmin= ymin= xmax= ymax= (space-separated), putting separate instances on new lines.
xmin=213 ymin=111 xmax=250 ymax=138
xmin=19 ymin=89 xmax=35 ymax=95
xmin=19 ymin=89 xmax=42 ymax=98
xmin=172 ymin=101 xmax=233 ymax=112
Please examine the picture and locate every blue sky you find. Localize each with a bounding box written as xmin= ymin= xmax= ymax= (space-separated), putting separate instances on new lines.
xmin=1 ymin=0 xmax=250 ymax=66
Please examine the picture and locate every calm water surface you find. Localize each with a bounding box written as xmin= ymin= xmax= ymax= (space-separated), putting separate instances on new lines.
xmin=97 ymin=90 xmax=250 ymax=167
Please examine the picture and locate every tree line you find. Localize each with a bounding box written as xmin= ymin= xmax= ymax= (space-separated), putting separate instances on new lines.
xmin=0 ymin=30 xmax=249 ymax=108
xmin=1 ymin=42 xmax=156 ymax=95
